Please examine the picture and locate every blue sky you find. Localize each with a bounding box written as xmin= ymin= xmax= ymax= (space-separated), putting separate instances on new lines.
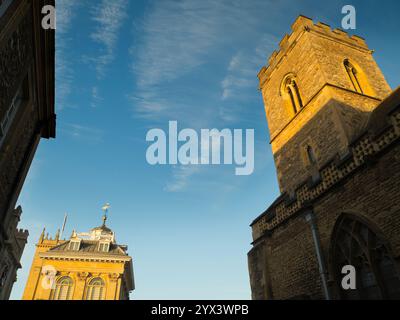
xmin=10 ymin=0 xmax=400 ymax=299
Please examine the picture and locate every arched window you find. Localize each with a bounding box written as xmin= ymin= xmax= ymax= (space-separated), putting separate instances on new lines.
xmin=306 ymin=145 xmax=317 ymax=166
xmin=331 ymin=214 xmax=400 ymax=299
xmin=50 ymin=277 xmax=73 ymax=300
xmin=85 ymin=278 xmax=105 ymax=300
xmin=344 ymin=59 xmax=363 ymax=94
xmin=282 ymin=76 xmax=303 ymax=115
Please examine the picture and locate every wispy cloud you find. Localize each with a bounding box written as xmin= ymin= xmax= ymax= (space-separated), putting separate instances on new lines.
xmin=221 ymin=35 xmax=278 ymax=101
xmin=218 ymin=34 xmax=278 ymax=124
xmin=132 ymin=0 xmax=280 ymax=191
xmin=131 ymin=0 xmax=271 ymax=119
xmin=164 ymin=165 xmax=200 ymax=192
xmin=91 ymin=86 xmax=103 ymax=108
xmin=56 ymin=0 xmax=79 ymax=111
xmin=164 ymin=130 xmax=229 ymax=192
xmin=89 ymin=0 xmax=128 ymax=78
xmin=59 ymin=123 xmax=104 ymax=143
xmin=131 ymin=0 xmax=280 ymax=122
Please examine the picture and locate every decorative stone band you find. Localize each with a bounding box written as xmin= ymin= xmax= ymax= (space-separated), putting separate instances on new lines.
xmin=77 ymin=272 xmax=90 ymax=281
xmin=108 ymin=273 xmax=121 ymax=282
xmin=38 ymin=252 xmax=132 ymax=264
xmin=251 ymin=88 xmax=400 ymax=242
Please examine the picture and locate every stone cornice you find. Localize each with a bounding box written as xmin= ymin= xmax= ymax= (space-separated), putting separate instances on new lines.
xmin=39 ymin=251 xmax=132 ymax=263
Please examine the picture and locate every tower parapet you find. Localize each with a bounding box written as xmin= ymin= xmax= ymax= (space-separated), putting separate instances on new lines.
xmin=256 ymin=15 xmax=391 ymax=193
xmin=258 ymin=15 xmax=370 ymax=88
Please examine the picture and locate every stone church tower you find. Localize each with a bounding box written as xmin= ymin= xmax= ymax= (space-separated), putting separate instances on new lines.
xmin=249 ymin=16 xmax=400 ymax=300
xmin=22 ymin=214 xmax=134 ymax=300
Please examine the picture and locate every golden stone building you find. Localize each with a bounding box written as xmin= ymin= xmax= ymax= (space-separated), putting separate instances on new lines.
xmin=248 ymin=16 xmax=400 ymax=300
xmin=0 ymin=0 xmax=55 ymax=300
xmin=22 ymin=216 xmax=134 ymax=300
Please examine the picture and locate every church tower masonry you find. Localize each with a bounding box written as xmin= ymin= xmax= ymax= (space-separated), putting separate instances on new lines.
xmin=258 ymin=15 xmax=392 ymax=193
xmin=249 ymin=15 xmax=400 ymax=300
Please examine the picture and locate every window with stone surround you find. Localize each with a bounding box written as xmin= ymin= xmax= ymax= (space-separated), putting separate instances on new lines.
xmin=344 ymin=59 xmax=363 ymax=94
xmin=343 ymin=59 xmax=375 ymax=97
xmin=306 ymin=145 xmax=317 ymax=166
xmin=331 ymin=214 xmax=400 ymax=299
xmin=281 ymin=75 xmax=303 ymax=116
xmin=85 ymin=278 xmax=105 ymax=300
xmin=50 ymin=277 xmax=74 ymax=300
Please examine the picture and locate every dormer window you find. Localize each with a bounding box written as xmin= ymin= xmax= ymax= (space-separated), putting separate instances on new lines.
xmin=98 ymin=242 xmax=110 ymax=253
xmin=69 ymin=240 xmax=81 ymax=251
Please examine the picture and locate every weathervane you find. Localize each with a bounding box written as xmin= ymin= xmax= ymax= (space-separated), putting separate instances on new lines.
xmin=101 ymin=203 xmax=111 ymax=226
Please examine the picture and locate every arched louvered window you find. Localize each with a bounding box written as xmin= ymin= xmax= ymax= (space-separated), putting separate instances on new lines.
xmin=85 ymin=278 xmax=105 ymax=300
xmin=306 ymin=145 xmax=317 ymax=165
xmin=50 ymin=277 xmax=73 ymax=300
xmin=331 ymin=214 xmax=400 ymax=299
xmin=344 ymin=59 xmax=363 ymax=94
xmin=282 ymin=76 xmax=303 ymax=115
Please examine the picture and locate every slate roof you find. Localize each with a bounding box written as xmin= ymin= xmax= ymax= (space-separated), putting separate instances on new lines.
xmin=49 ymin=240 xmax=128 ymax=256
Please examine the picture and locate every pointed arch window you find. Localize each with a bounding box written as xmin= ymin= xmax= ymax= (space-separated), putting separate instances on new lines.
xmin=282 ymin=76 xmax=303 ymax=115
xmin=306 ymin=145 xmax=317 ymax=166
xmin=344 ymin=59 xmax=363 ymax=94
xmin=331 ymin=215 xmax=400 ymax=299
xmin=85 ymin=278 xmax=105 ymax=300
xmin=50 ymin=277 xmax=73 ymax=300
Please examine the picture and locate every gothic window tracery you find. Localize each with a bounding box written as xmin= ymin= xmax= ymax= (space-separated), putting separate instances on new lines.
xmin=331 ymin=215 xmax=400 ymax=299
xmin=344 ymin=59 xmax=363 ymax=94
xmin=282 ymin=76 xmax=303 ymax=115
